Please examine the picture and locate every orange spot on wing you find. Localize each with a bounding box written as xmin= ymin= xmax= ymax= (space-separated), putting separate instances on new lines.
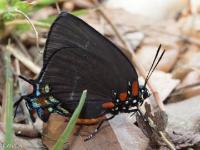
xmin=132 ymin=81 xmax=139 ymax=96
xmin=102 ymin=102 xmax=114 ymax=109
xmin=38 ymin=97 xmax=47 ymax=105
xmin=119 ymin=92 xmax=127 ymax=101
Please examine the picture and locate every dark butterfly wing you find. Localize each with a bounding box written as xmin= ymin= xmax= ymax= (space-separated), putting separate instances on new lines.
xmin=37 ymin=12 xmax=138 ymax=118
xmin=40 ymin=47 xmax=138 ymax=118
xmin=39 ymin=12 xmax=137 ymax=78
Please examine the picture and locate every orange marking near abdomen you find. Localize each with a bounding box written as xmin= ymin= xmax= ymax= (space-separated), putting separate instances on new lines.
xmin=102 ymin=102 xmax=114 ymax=109
xmin=119 ymin=92 xmax=127 ymax=101
xmin=37 ymin=97 xmax=47 ymax=105
xmin=76 ymin=116 xmax=105 ymax=125
xmin=132 ymin=81 xmax=139 ymax=96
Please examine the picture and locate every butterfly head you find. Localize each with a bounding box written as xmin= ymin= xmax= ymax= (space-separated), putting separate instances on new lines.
xmin=139 ymin=85 xmax=150 ymax=101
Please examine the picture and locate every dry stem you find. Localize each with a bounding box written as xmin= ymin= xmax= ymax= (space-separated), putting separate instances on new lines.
xmin=144 ymin=26 xmax=200 ymax=47
xmin=6 ymin=46 xmax=40 ymax=74
xmin=159 ymin=131 xmax=176 ymax=150
xmin=13 ymin=9 xmax=40 ymax=51
xmin=5 ymin=19 xmax=50 ymax=28
xmin=56 ymin=2 xmax=61 ymax=14
xmin=11 ymin=34 xmax=31 ymax=59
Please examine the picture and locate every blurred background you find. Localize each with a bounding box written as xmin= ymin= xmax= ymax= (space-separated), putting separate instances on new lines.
xmin=0 ymin=0 xmax=200 ymax=149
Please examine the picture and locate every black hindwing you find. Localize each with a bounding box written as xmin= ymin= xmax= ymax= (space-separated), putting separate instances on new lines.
xmin=37 ymin=12 xmax=138 ymax=118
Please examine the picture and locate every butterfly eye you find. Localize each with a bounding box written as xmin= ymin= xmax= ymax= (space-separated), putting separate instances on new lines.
xmin=142 ymin=88 xmax=150 ymax=99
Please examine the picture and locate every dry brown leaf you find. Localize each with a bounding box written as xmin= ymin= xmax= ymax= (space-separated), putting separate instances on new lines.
xmin=108 ymin=114 xmax=149 ymax=150
xmin=172 ymin=47 xmax=200 ymax=79
xmin=42 ymin=113 xmax=123 ymax=150
xmin=166 ymin=95 xmax=200 ymax=132
xmin=144 ymin=103 xmax=168 ymax=133
xmin=169 ymin=71 xmax=200 ymax=102
xmin=154 ymin=111 xmax=168 ymax=131
xmin=169 ymin=130 xmax=200 ymax=149
xmin=178 ymin=15 xmax=200 ymax=38
xmin=42 ymin=113 xmax=67 ymax=149
xmin=136 ymin=111 xmax=153 ymax=138
xmin=178 ymin=70 xmax=200 ymax=88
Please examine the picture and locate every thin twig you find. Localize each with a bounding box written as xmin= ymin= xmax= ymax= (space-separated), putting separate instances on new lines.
xmin=11 ymin=34 xmax=31 ymax=59
xmin=96 ymin=8 xmax=165 ymax=111
xmin=55 ymin=2 xmax=61 ymax=14
xmin=5 ymin=19 xmax=50 ymax=28
xmin=191 ymin=66 xmax=200 ymax=74
xmin=6 ymin=46 xmax=41 ymax=74
xmin=96 ymin=9 xmax=127 ymax=47
xmin=13 ymin=9 xmax=40 ymax=51
xmin=143 ymin=26 xmax=200 ymax=47
xmin=159 ymin=131 xmax=176 ymax=150
xmin=168 ymin=82 xmax=200 ymax=98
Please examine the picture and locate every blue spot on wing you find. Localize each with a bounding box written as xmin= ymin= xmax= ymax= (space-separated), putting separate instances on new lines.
xmin=36 ymin=84 xmax=41 ymax=96
xmin=36 ymin=90 xmax=41 ymax=96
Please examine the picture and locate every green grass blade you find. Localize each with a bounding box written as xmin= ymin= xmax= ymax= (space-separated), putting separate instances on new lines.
xmin=3 ymin=51 xmax=14 ymax=150
xmin=53 ymin=90 xmax=87 ymax=150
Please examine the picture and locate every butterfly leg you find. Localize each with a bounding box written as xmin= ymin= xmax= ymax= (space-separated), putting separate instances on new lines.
xmin=14 ymin=96 xmax=24 ymax=118
xmin=125 ymin=108 xmax=138 ymax=117
xmin=84 ymin=115 xmax=115 ymax=141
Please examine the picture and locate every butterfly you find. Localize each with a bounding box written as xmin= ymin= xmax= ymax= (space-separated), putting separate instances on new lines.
xmin=14 ymin=12 xmax=165 ymax=140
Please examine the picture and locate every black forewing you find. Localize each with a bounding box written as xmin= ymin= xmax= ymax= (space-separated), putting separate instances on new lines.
xmin=38 ymin=12 xmax=138 ymax=118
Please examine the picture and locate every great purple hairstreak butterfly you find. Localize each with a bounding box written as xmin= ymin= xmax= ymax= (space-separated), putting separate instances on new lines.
xmin=14 ymin=12 xmax=165 ymax=140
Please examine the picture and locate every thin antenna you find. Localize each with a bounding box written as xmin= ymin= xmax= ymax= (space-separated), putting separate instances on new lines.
xmin=146 ymin=44 xmax=161 ymax=79
xmin=144 ymin=49 xmax=165 ymax=87
xmin=146 ymin=50 xmax=165 ymax=81
xmin=144 ymin=44 xmax=161 ymax=85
